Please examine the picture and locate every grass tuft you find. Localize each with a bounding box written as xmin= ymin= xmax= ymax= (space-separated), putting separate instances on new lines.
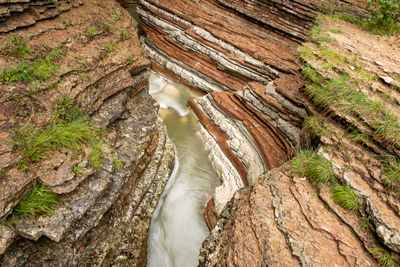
xmin=89 ymin=141 xmax=103 ymax=169
xmin=14 ymin=182 xmax=58 ymax=218
xmin=301 ymin=62 xmax=400 ymax=146
xmin=12 ymin=120 xmax=97 ymax=168
xmin=303 ymin=116 xmax=328 ymax=137
xmin=112 ymin=157 xmax=123 ymax=172
xmin=289 ymin=149 xmax=335 ymax=185
xmin=331 ymin=185 xmax=361 ymax=211
xmin=382 ymin=156 xmax=400 ymax=191
xmin=298 ymin=46 xmax=315 ymax=61
xmin=301 ymin=64 xmax=323 ymax=83
xmin=348 ymin=129 xmax=369 ymax=145
xmin=310 ymin=25 xmax=337 ymax=43
xmin=319 ymin=45 xmax=345 ymax=66
xmin=85 ymin=26 xmax=98 ymax=38
xmin=371 ymin=248 xmax=398 ymax=267
xmin=359 ymin=216 xmax=371 ymax=230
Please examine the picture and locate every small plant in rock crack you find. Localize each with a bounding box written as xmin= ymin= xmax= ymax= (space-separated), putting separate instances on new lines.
xmin=72 ymin=162 xmax=86 ymax=176
xmin=13 ymin=182 xmax=58 ymax=218
xmin=89 ymin=141 xmax=103 ymax=170
xmin=112 ymin=157 xmax=123 ymax=172
xmin=303 ymin=116 xmax=328 ymax=137
xmin=12 ymin=120 xmax=98 ymax=168
xmin=371 ymin=247 xmax=399 ymax=267
xmin=331 ymin=184 xmax=361 ymax=211
xmin=289 ymin=149 xmax=336 ymax=185
xmin=382 ymin=155 xmax=400 ymax=191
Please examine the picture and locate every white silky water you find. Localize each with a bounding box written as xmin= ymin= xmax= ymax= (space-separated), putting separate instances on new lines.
xmin=147 ymin=73 xmax=220 ymax=267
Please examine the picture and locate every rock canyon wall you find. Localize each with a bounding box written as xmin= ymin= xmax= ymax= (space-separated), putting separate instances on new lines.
xmin=0 ymin=0 xmax=174 ymax=265
xmin=138 ymin=0 xmax=400 ymax=266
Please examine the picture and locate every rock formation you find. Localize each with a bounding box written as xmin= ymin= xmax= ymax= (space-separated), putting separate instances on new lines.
xmin=137 ymin=0 xmax=400 ymax=265
xmin=138 ymin=0 xmax=310 ymax=213
xmin=0 ymin=0 xmax=174 ymax=265
xmin=1 ymin=0 xmax=400 ymax=266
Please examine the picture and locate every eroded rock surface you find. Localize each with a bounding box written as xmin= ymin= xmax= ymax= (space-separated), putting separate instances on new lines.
xmin=138 ymin=0 xmax=310 ymax=214
xmin=136 ymin=0 xmax=400 ymax=265
xmin=0 ymin=0 xmax=174 ymax=265
xmin=199 ymin=170 xmax=376 ymax=266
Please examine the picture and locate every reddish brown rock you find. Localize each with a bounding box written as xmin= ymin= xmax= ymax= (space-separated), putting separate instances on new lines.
xmin=136 ymin=0 xmax=393 ymax=266
xmin=0 ymin=1 xmax=175 ymax=266
xmin=200 ymin=170 xmax=377 ymax=266
xmin=202 ymin=197 xmax=217 ymax=231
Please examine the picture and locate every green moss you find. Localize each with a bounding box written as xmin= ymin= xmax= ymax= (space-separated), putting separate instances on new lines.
xmin=13 ymin=182 xmax=58 ymax=218
xmin=331 ymin=185 xmax=361 ymax=211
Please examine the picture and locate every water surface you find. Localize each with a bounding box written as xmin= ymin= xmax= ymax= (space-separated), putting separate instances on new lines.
xmin=147 ymin=73 xmax=219 ymax=267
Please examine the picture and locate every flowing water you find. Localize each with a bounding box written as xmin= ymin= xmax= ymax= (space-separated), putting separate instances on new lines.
xmin=147 ymin=73 xmax=220 ymax=267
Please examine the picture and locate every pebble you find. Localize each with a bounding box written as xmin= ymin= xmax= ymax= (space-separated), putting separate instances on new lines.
xmin=380 ymin=75 xmax=394 ymax=85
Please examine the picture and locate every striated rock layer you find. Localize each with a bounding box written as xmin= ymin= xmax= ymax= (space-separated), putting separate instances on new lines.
xmin=138 ymin=0 xmax=312 ymax=213
xmin=0 ymin=0 xmax=174 ymax=265
xmin=135 ymin=0 xmax=400 ymax=266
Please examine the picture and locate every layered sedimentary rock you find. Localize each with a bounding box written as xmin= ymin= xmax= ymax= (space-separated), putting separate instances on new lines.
xmin=0 ymin=0 xmax=174 ymax=265
xmin=199 ymin=169 xmax=376 ymax=266
xmin=138 ymin=0 xmax=311 ymax=213
xmin=137 ymin=0 xmax=399 ymax=265
xmin=198 ymin=13 xmax=400 ymax=266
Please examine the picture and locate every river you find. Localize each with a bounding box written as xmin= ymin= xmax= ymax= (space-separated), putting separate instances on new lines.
xmin=146 ymin=73 xmax=220 ymax=267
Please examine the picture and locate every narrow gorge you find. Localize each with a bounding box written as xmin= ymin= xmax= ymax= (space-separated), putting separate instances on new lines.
xmin=1 ymin=0 xmax=400 ymax=266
